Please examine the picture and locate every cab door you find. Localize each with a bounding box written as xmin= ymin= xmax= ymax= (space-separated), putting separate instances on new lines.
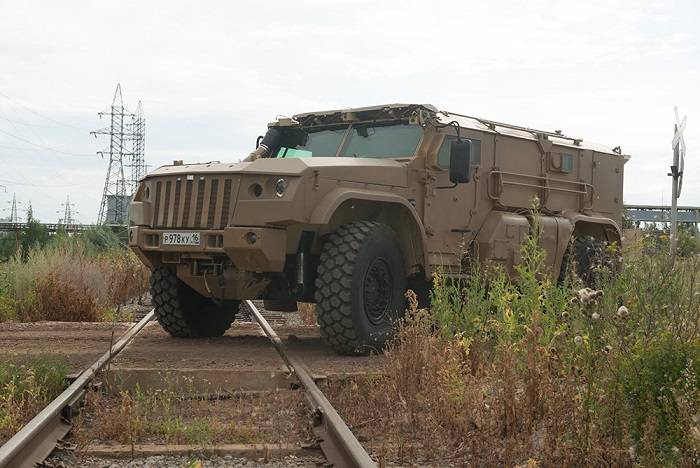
xmin=423 ymin=132 xmax=483 ymax=272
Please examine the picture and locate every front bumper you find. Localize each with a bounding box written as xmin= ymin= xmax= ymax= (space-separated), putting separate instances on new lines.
xmin=129 ymin=226 xmax=286 ymax=272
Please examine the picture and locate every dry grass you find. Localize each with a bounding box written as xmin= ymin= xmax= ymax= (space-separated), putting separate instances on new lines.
xmin=0 ymin=243 xmax=149 ymax=322
xmin=73 ymin=383 xmax=311 ymax=451
xmin=328 ymin=318 xmax=638 ymax=467
xmin=327 ymin=234 xmax=700 ymax=467
xmin=77 ymin=390 xmax=259 ymax=448
xmin=104 ymin=252 xmax=150 ymax=307
xmin=297 ymin=302 xmax=317 ymax=326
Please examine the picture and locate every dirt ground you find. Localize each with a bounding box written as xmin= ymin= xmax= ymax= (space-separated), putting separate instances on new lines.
xmin=0 ymin=314 xmax=386 ymax=377
xmin=2 ymin=312 xmax=389 ymax=466
xmin=0 ymin=321 xmax=131 ymax=372
xmin=110 ymin=320 xmax=387 ymax=377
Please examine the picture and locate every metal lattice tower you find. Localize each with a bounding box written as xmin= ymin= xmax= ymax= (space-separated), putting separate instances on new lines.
xmin=4 ymin=193 xmax=21 ymax=223
xmin=58 ymin=195 xmax=78 ymax=226
xmin=92 ymin=84 xmax=147 ymax=225
xmin=127 ymin=101 xmax=147 ymax=192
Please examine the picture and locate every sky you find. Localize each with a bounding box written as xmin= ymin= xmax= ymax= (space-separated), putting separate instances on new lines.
xmin=0 ymin=0 xmax=698 ymax=223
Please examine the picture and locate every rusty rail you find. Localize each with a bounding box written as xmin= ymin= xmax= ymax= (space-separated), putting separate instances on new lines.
xmin=0 ymin=311 xmax=154 ymax=468
xmin=245 ymin=300 xmax=376 ymax=468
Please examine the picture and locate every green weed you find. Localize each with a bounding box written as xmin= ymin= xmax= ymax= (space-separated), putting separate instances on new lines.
xmin=340 ymin=208 xmax=700 ymax=466
xmin=0 ymin=355 xmax=68 ymax=441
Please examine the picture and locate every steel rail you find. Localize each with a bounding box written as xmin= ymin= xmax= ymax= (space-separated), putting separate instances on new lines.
xmin=245 ymin=300 xmax=376 ymax=468
xmin=0 ymin=311 xmax=154 ymax=468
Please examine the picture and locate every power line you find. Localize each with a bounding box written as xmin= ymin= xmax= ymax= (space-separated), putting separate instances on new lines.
xmin=0 ymin=115 xmax=70 ymax=129
xmin=0 ymin=178 xmax=85 ymax=189
xmin=0 ymin=90 xmax=88 ymax=131
xmin=0 ymin=126 xmax=94 ymax=157
xmin=0 ymin=107 xmax=47 ymax=147
xmin=0 ymin=143 xmax=56 ymax=152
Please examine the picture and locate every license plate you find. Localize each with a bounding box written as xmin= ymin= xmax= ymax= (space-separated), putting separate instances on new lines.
xmin=162 ymin=232 xmax=200 ymax=246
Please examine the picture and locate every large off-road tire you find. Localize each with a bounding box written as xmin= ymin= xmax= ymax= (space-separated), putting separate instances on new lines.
xmin=560 ymin=236 xmax=613 ymax=287
xmin=150 ymin=265 xmax=239 ymax=338
xmin=315 ymin=221 xmax=407 ymax=355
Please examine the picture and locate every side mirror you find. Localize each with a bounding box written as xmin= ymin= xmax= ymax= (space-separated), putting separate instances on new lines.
xmin=449 ymin=139 xmax=472 ymax=184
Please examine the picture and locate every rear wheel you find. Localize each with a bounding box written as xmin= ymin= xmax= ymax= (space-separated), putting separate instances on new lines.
xmin=315 ymin=221 xmax=407 ymax=355
xmin=150 ymin=265 xmax=238 ymax=337
xmin=560 ymin=236 xmax=612 ymax=287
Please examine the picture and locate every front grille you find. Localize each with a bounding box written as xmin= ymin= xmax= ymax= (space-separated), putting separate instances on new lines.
xmin=220 ymin=179 xmax=232 ymax=227
xmin=207 ymin=179 xmax=219 ymax=228
xmin=149 ymin=175 xmax=235 ymax=229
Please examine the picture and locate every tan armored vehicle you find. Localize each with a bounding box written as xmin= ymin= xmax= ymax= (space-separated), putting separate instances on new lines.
xmin=129 ymin=104 xmax=628 ymax=354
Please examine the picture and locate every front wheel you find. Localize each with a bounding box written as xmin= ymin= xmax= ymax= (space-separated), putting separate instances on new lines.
xmin=315 ymin=221 xmax=407 ymax=355
xmin=150 ymin=265 xmax=239 ymax=338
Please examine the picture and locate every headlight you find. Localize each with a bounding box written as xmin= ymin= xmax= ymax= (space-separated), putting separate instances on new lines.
xmin=274 ymin=178 xmax=288 ymax=198
xmin=248 ymin=183 xmax=263 ymax=198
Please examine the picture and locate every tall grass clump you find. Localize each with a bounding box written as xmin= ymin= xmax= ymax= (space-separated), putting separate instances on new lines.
xmin=0 ymin=227 xmax=149 ymax=322
xmin=335 ymin=207 xmax=700 ymax=466
xmin=0 ymin=356 xmax=68 ymax=441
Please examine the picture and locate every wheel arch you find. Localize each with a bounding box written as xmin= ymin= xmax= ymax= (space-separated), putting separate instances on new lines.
xmin=310 ymin=189 xmax=428 ymax=277
xmin=565 ymin=213 xmax=623 ymax=246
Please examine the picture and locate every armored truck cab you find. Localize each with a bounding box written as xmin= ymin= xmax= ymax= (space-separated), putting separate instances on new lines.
xmin=129 ymin=104 xmax=628 ymax=354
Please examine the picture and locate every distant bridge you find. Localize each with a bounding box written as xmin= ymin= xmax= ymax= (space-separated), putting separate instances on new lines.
xmin=624 ymin=205 xmax=700 ymax=225
xmin=0 ymin=222 xmax=104 ymax=233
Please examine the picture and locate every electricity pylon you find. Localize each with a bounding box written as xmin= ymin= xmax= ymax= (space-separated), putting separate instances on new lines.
xmin=3 ymin=193 xmax=22 ymax=223
xmin=57 ymin=195 xmax=78 ymax=226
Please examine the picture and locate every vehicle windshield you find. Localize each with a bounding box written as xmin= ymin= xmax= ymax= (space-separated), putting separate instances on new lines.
xmin=277 ymin=129 xmax=345 ymax=158
xmin=276 ymin=124 xmax=422 ymax=159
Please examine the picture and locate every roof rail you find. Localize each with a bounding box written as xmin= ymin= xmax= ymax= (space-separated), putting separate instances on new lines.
xmin=439 ymin=110 xmax=583 ymax=146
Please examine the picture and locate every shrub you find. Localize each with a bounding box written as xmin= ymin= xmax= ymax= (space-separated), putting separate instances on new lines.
xmin=34 ymin=272 xmax=101 ymax=322
xmin=620 ymin=338 xmax=700 ymax=460
xmin=0 ymin=238 xmax=149 ymax=323
xmin=102 ymin=252 xmax=150 ymax=307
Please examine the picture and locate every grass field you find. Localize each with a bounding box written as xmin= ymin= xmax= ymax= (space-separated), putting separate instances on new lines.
xmin=331 ymin=225 xmax=700 ymax=467
xmin=1 ymin=221 xmax=698 ymax=465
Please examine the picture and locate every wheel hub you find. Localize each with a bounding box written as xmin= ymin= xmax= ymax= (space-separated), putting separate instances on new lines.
xmin=362 ymin=258 xmax=393 ymax=325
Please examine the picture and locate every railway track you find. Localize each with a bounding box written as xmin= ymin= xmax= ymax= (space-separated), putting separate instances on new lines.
xmin=0 ymin=304 xmax=376 ymax=468
xmin=0 ymin=311 xmax=154 ymax=468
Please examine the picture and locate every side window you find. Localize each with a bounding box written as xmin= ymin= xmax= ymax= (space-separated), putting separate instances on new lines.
xmin=549 ymin=152 xmax=575 ymax=173
xmin=437 ymin=136 xmax=481 ymax=169
xmin=561 ymin=153 xmax=574 ymax=172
